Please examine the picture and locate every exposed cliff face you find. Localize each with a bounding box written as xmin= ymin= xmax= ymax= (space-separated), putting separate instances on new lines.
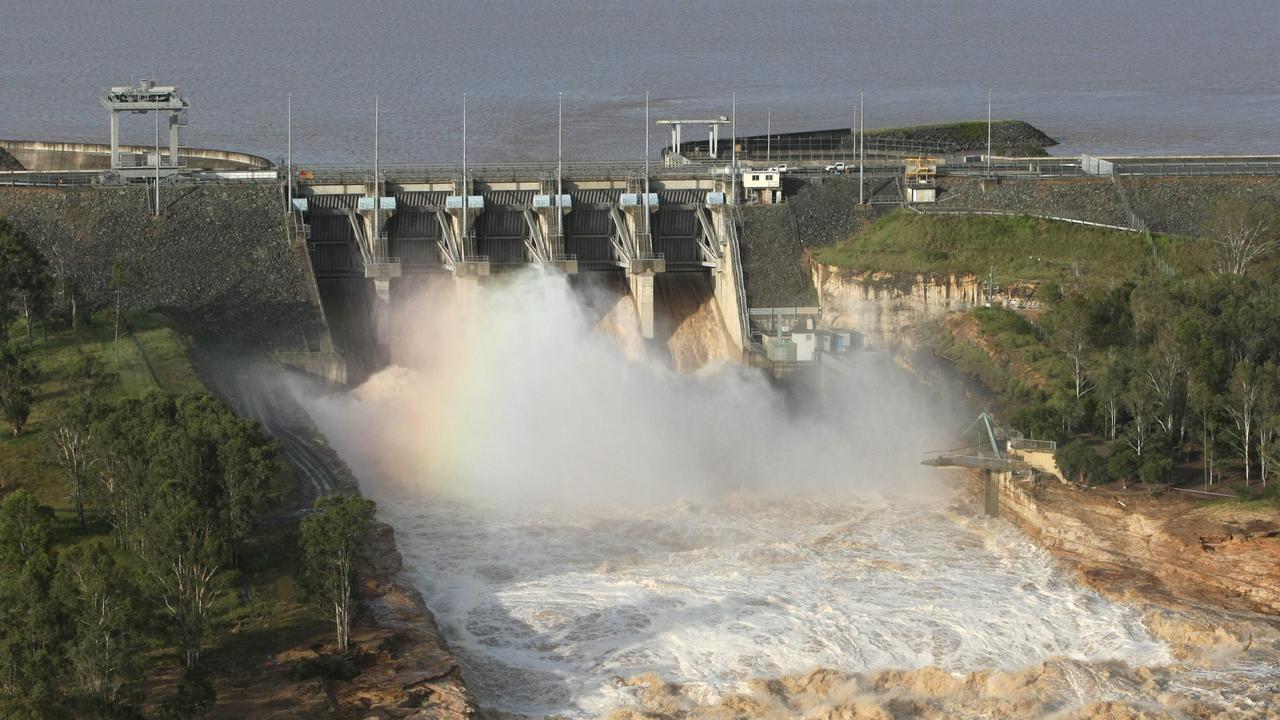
xmin=812 ymin=265 xmax=983 ymax=348
xmin=996 ymin=476 xmax=1280 ymax=617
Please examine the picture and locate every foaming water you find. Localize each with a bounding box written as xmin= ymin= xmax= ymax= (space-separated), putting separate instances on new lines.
xmin=362 ymin=488 xmax=1168 ymax=717
xmin=293 ymin=272 xmax=1177 ymax=717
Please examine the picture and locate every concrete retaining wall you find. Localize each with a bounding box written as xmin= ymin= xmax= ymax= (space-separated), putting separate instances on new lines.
xmin=0 ymin=139 xmax=274 ymax=172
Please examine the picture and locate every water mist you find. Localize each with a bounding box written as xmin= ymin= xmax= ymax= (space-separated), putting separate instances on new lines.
xmin=294 ymin=271 xmax=1168 ymax=717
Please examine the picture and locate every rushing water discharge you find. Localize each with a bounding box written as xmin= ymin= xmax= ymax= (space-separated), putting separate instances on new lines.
xmin=296 ymin=273 xmax=1184 ymax=717
xmin=370 ymin=492 xmax=1168 ymax=716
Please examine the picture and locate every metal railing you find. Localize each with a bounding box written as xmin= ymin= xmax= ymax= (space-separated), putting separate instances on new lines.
xmin=910 ymin=206 xmax=1144 ymax=233
xmin=1009 ymin=438 xmax=1057 ymax=452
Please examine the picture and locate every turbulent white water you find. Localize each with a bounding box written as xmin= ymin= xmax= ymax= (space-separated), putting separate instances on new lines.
xmin=294 ymin=272 xmax=1173 ymax=717
xmin=362 ymin=487 xmax=1168 ymax=717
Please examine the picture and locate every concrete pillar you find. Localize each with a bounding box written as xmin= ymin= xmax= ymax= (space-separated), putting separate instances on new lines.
xmin=629 ymin=272 xmax=655 ymax=339
xmin=710 ymin=211 xmax=746 ymax=352
xmin=168 ymin=113 xmax=180 ymax=167
xmin=372 ymin=277 xmax=391 ymax=357
xmin=109 ymin=112 xmax=120 ymax=169
xmin=984 ymin=470 xmax=1000 ymax=517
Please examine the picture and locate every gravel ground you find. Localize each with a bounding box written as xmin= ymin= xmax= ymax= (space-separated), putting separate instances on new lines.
xmin=0 ymin=183 xmax=319 ymax=349
xmin=1122 ymin=176 xmax=1280 ymax=236
xmin=933 ymin=176 xmax=1132 ymax=226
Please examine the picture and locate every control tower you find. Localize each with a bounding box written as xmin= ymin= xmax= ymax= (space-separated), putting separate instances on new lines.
xmin=100 ymin=80 xmax=190 ymax=178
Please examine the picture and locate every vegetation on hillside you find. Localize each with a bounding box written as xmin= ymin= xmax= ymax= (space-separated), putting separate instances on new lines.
xmin=0 ymin=217 xmax=366 ymax=717
xmin=814 ymin=211 xmax=1205 ymax=286
xmin=917 ymin=200 xmax=1280 ymax=501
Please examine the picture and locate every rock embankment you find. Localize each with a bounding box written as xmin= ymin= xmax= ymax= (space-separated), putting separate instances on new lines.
xmin=737 ymin=206 xmax=814 ymax=308
xmin=1123 ymin=176 xmax=1280 ymax=236
xmin=869 ymin=119 xmax=1057 ymax=155
xmin=997 ymin=476 xmax=1280 ymax=616
xmin=0 ymin=147 xmax=24 ymax=170
xmin=0 ymin=184 xmax=321 ymax=349
xmin=933 ymin=176 xmax=1132 ymax=226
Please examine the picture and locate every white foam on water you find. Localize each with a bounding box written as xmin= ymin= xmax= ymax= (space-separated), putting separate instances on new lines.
xmin=369 ymin=490 xmax=1170 ymax=717
xmin=294 ymin=272 xmax=1171 ymax=717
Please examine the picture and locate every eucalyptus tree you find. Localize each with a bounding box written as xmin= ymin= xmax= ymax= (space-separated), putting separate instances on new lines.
xmin=301 ymin=495 xmax=377 ymax=653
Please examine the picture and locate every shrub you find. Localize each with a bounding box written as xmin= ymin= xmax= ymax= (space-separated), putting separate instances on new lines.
xmin=1108 ymin=446 xmax=1141 ymax=485
xmin=286 ymin=654 xmax=360 ymax=682
xmin=1139 ymin=455 xmax=1175 ymax=485
xmin=1055 ymin=439 xmax=1108 ymax=486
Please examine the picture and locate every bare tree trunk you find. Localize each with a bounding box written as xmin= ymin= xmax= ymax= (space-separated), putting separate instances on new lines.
xmin=21 ymin=292 xmax=32 ymax=345
xmin=113 ymin=289 xmax=120 ymax=363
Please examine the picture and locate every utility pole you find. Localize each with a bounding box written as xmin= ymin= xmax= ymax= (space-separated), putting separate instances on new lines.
xmin=730 ymin=92 xmax=736 ymax=205
xmin=987 ymin=88 xmax=993 ymax=177
xmin=287 ymin=93 xmax=293 ymax=210
xmin=766 ymin=107 xmax=771 ymax=163
xmin=858 ymin=90 xmax=864 ymax=205
xmin=644 ymin=91 xmax=651 ymax=238
xmin=461 ymin=93 xmax=467 ymax=261
xmin=557 ymin=91 xmax=564 ymax=240
xmin=373 ymin=95 xmax=380 ymax=259
xmin=154 ymin=109 xmax=160 ymax=216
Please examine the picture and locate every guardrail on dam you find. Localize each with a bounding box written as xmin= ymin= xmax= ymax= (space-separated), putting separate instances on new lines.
xmin=293 ymin=162 xmax=750 ymax=360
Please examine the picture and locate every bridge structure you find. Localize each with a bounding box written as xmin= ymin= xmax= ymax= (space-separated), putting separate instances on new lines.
xmin=290 ymin=161 xmax=750 ymax=357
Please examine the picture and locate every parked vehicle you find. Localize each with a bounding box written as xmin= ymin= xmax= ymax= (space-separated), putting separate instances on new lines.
xmin=768 ymin=164 xmax=788 ymax=173
xmin=825 ymin=162 xmax=845 ymax=173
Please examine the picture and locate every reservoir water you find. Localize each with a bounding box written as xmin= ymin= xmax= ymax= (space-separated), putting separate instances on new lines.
xmin=2 ymin=0 xmax=1278 ymax=163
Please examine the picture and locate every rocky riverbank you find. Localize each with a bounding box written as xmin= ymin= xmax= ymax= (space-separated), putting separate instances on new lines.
xmin=214 ymin=364 xmax=476 ymax=719
xmin=598 ymin=479 xmax=1280 ymax=719
xmin=995 ymin=474 xmax=1280 ymax=617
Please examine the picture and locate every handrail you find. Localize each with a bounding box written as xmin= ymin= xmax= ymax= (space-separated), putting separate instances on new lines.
xmin=911 ymin=206 xmax=1144 ymax=233
xmin=727 ymin=204 xmax=752 ymax=349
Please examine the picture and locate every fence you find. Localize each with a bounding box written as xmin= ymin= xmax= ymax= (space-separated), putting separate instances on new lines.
xmin=910 ymin=206 xmax=1143 ymax=233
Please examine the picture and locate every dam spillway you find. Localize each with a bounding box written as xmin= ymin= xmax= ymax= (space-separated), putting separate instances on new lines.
xmin=295 ymin=165 xmax=750 ymax=379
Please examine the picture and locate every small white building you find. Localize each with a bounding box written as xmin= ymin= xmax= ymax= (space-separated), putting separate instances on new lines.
xmin=740 ymin=168 xmax=783 ymax=204
xmin=905 ymin=157 xmax=938 ymax=204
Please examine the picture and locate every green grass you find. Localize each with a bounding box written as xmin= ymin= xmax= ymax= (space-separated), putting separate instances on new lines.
xmin=0 ymin=311 xmax=202 ymax=506
xmin=813 ymin=211 xmax=1208 ymax=286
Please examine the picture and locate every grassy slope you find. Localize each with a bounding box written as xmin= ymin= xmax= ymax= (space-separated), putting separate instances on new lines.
xmin=0 ymin=311 xmax=204 ymax=506
xmin=813 ymin=211 xmax=1208 ymax=286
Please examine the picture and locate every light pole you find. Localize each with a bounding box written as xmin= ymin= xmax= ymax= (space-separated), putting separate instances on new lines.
xmin=766 ymin=107 xmax=771 ymax=164
xmin=644 ymin=90 xmax=651 ymax=238
xmin=557 ymin=92 xmax=564 ymax=240
xmin=987 ymin=88 xmax=993 ymax=177
xmin=287 ymin=93 xmax=292 ymax=211
xmin=858 ymin=90 xmax=864 ymax=205
xmin=730 ymin=92 xmax=736 ymax=205
xmin=461 ymin=93 xmax=468 ymax=260
xmin=373 ymin=95 xmax=380 ymax=259
xmin=154 ymin=109 xmax=160 ymax=216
